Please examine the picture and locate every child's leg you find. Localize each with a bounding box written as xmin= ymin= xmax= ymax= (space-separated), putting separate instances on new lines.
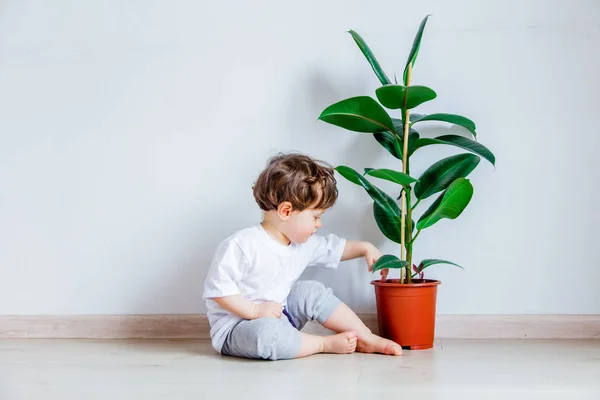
xmin=286 ymin=281 xmax=402 ymax=356
xmin=221 ymin=316 xmax=357 ymax=360
xmin=296 ymin=331 xmax=358 ymax=358
xmin=321 ymin=302 xmax=403 ymax=356
xmin=221 ymin=317 xmax=300 ymax=360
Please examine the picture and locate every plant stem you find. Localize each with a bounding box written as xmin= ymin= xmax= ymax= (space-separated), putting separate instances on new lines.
xmin=412 ymin=198 xmax=421 ymax=210
xmin=412 ymin=229 xmax=422 ymax=243
xmin=406 ymin=185 xmax=413 ymax=284
xmin=407 ymin=195 xmax=419 ymax=277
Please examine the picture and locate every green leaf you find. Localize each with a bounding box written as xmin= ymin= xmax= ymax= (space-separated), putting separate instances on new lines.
xmin=417 ymin=178 xmax=474 ymax=230
xmin=372 ymin=119 xmax=420 ymax=160
xmin=414 ymin=154 xmax=480 ymax=200
xmin=375 ymin=85 xmax=406 ymax=109
xmin=373 ymin=131 xmax=403 ymax=159
xmin=414 ymin=135 xmax=496 ymax=166
xmin=404 ymin=15 xmax=431 ymax=85
xmin=319 ymin=96 xmax=395 ymax=133
xmin=373 ymin=201 xmax=400 ymax=243
xmin=348 ymin=30 xmax=390 ymax=86
xmin=365 ymin=168 xmax=418 ymax=186
xmin=375 ymin=85 xmax=437 ymax=110
xmin=413 ymin=259 xmax=464 ymax=277
xmin=406 ymin=86 xmax=437 ymax=109
xmin=373 ymin=201 xmax=414 ymax=245
xmin=335 ymin=166 xmax=398 ymax=218
xmin=372 ymin=254 xmax=409 ymax=272
xmin=411 ymin=113 xmax=477 ymax=137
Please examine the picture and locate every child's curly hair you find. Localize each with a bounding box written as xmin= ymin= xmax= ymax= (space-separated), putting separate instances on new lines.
xmin=252 ymin=153 xmax=338 ymax=211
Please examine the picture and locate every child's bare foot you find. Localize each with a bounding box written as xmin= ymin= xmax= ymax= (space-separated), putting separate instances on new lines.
xmin=356 ymin=333 xmax=403 ymax=356
xmin=322 ymin=331 xmax=358 ymax=354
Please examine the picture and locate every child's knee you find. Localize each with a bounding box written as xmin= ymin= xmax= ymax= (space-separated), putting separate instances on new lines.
xmin=290 ymin=280 xmax=328 ymax=302
xmin=288 ymin=281 xmax=340 ymax=325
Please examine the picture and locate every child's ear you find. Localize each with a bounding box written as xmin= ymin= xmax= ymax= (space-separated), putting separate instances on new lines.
xmin=277 ymin=202 xmax=293 ymax=220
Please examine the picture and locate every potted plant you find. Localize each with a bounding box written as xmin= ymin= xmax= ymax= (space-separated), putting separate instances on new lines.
xmin=317 ymin=16 xmax=496 ymax=350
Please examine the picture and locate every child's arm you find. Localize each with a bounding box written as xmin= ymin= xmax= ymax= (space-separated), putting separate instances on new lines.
xmin=341 ymin=240 xmax=382 ymax=266
xmin=211 ymin=295 xmax=283 ymax=320
xmin=341 ymin=240 xmax=388 ymax=279
xmin=205 ymin=240 xmax=283 ymax=320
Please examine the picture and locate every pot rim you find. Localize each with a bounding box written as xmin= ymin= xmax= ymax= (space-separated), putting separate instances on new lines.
xmin=371 ymin=279 xmax=441 ymax=288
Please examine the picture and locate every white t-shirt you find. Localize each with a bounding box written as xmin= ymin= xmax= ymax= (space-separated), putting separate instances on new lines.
xmin=202 ymin=224 xmax=346 ymax=353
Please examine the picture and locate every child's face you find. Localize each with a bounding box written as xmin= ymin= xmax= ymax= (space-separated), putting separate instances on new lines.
xmin=286 ymin=207 xmax=326 ymax=244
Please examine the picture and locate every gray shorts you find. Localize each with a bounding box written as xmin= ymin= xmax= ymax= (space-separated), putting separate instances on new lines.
xmin=221 ymin=280 xmax=341 ymax=361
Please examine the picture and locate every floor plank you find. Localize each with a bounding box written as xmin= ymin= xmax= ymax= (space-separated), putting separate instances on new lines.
xmin=0 ymin=339 xmax=598 ymax=399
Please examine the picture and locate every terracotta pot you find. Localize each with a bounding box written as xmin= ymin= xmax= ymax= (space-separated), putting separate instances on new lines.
xmin=371 ymin=279 xmax=441 ymax=350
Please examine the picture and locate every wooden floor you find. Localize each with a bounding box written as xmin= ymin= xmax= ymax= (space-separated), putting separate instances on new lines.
xmin=1 ymin=339 xmax=598 ymax=399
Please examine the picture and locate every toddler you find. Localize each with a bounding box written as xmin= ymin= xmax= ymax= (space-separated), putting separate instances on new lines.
xmin=203 ymin=153 xmax=403 ymax=360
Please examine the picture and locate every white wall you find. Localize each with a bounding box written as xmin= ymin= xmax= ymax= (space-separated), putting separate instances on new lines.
xmin=1 ymin=0 xmax=599 ymax=315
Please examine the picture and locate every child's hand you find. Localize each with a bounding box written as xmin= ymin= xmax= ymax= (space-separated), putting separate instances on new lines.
xmin=252 ymin=302 xmax=283 ymax=319
xmin=365 ymin=243 xmax=389 ymax=281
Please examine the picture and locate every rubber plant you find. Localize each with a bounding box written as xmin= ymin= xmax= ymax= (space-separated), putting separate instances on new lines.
xmin=318 ymin=16 xmax=495 ymax=283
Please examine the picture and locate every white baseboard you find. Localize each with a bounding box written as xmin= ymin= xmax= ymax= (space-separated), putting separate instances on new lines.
xmin=0 ymin=315 xmax=211 ymax=339
xmin=1 ymin=314 xmax=598 ymax=340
